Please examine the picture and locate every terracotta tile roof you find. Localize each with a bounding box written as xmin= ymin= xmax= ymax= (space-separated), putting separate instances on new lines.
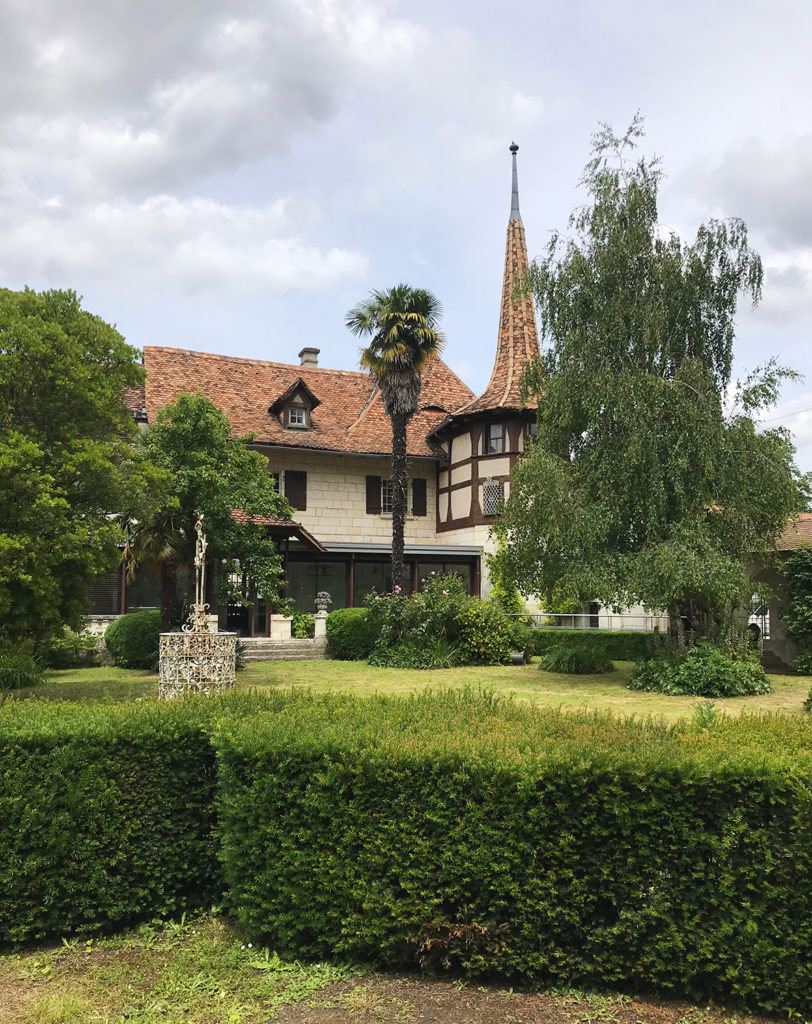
xmin=778 ymin=512 xmax=812 ymax=550
xmin=453 ymin=216 xmax=540 ymax=416
xmin=142 ymin=346 xmax=473 ymax=459
xmin=230 ymin=509 xmax=325 ymax=552
xmin=124 ymin=383 xmax=146 ymax=417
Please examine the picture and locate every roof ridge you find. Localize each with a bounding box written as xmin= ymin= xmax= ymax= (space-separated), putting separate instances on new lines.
xmin=143 ymin=344 xmax=468 ymax=386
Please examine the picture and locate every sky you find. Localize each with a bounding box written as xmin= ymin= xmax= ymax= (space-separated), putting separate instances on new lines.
xmin=2 ymin=0 xmax=812 ymax=470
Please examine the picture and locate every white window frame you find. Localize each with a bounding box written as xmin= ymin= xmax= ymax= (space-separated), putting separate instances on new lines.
xmin=288 ymin=406 xmax=307 ymax=428
xmin=381 ymin=479 xmax=393 ymax=514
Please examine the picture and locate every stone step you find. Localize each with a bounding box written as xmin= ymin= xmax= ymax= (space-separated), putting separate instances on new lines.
xmin=240 ymin=638 xmax=328 ymax=662
xmin=761 ymin=652 xmax=795 ymax=674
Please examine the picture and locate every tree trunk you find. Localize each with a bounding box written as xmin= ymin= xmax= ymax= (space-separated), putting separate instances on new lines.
xmin=160 ymin=559 xmax=178 ymax=631
xmin=390 ymin=412 xmax=409 ymax=593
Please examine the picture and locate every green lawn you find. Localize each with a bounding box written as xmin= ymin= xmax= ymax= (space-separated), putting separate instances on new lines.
xmin=0 ymin=914 xmax=773 ymax=1024
xmin=9 ymin=658 xmax=809 ymax=722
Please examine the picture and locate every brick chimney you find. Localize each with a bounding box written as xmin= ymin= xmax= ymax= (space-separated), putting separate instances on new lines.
xmin=298 ymin=347 xmax=320 ymax=367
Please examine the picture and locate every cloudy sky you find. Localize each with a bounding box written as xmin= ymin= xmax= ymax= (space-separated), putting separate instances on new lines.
xmin=3 ymin=0 xmax=812 ymax=468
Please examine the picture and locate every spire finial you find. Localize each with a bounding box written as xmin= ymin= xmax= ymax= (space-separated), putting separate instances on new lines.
xmin=509 ymin=141 xmax=521 ymax=221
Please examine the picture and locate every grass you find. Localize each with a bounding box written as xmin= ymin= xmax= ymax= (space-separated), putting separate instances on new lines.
xmin=0 ymin=915 xmax=777 ymax=1024
xmin=7 ymin=659 xmax=809 ymax=722
xmin=0 ymin=916 xmax=365 ymax=1023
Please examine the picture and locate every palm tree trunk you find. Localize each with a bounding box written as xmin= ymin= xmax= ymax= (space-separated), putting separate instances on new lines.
xmin=391 ymin=412 xmax=408 ymax=592
xmin=160 ymin=559 xmax=177 ymax=631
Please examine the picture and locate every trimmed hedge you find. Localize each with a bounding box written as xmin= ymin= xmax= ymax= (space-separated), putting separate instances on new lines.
xmin=325 ymin=608 xmax=376 ymax=660
xmin=2 ymin=692 xmax=811 ymax=1014
xmin=217 ymin=693 xmax=812 ymax=1014
xmin=104 ymin=609 xmax=160 ymax=669
xmin=526 ymin=628 xmax=655 ymax=662
xmin=0 ymin=697 xmax=238 ymax=944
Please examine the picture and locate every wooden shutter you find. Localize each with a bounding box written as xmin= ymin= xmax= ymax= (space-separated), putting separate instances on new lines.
xmin=412 ymin=478 xmax=427 ymax=516
xmin=284 ymin=470 xmax=307 ymax=510
xmin=366 ymin=475 xmax=381 ymax=514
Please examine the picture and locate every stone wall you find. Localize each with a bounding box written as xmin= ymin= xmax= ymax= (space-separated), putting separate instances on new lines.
xmin=255 ymin=448 xmax=445 ymax=547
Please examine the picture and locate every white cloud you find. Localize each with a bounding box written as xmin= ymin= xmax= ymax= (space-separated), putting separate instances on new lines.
xmin=0 ymin=193 xmax=367 ymax=293
xmin=757 ymin=392 xmax=812 ymax=471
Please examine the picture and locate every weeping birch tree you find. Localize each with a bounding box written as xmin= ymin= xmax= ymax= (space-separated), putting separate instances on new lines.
xmin=499 ymin=118 xmax=804 ymax=634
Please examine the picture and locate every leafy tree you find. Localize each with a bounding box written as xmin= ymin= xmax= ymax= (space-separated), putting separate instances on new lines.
xmin=500 ymin=119 xmax=804 ymax=635
xmin=0 ymin=288 xmax=163 ymax=644
xmin=781 ymin=546 xmax=812 ymax=674
xmin=346 ymin=284 xmax=445 ymax=591
xmin=129 ymin=393 xmax=292 ymax=629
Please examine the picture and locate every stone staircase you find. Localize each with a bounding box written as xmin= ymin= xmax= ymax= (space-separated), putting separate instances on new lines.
xmin=241 ymin=637 xmax=328 ymax=662
xmin=761 ymin=650 xmax=795 ymax=675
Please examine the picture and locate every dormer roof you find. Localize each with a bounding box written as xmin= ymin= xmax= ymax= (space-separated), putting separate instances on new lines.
xmin=268 ymin=377 xmax=321 ymax=416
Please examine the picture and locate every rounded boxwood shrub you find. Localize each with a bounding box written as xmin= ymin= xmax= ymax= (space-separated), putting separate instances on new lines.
xmin=0 ymin=653 xmax=44 ymax=690
xmin=326 ymin=608 xmax=376 ymax=660
xmin=104 ymin=610 xmax=161 ymax=670
xmin=629 ymin=642 xmax=771 ymax=698
xmin=539 ymin=643 xmax=614 ymax=674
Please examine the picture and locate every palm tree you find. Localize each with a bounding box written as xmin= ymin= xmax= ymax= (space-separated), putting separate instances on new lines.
xmin=346 ymin=284 xmax=445 ymax=592
xmin=122 ymin=510 xmax=185 ymax=631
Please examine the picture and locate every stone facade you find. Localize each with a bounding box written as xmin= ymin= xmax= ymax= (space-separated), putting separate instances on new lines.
xmin=256 ymin=448 xmax=442 ymax=547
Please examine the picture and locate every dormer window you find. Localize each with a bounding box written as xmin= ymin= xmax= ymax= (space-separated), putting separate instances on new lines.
xmin=268 ymin=377 xmax=321 ymax=432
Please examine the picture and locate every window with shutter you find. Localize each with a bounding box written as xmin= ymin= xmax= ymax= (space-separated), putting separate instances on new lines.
xmin=366 ymin=475 xmax=382 ymax=514
xmin=411 ymin=478 xmax=427 ymax=516
xmin=284 ymin=470 xmax=307 ymax=510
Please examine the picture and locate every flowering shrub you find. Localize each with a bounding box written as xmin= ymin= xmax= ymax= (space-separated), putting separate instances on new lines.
xmin=366 ymin=572 xmax=522 ymax=669
xmin=455 ymin=600 xmax=518 ymax=666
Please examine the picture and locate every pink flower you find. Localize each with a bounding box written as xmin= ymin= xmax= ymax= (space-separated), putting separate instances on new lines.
xmin=394 ymin=585 xmax=402 ymax=594
xmin=442 ymin=590 xmax=449 ymax=595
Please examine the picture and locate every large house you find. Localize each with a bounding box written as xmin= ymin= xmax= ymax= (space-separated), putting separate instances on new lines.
xmin=90 ymin=144 xmax=541 ymax=634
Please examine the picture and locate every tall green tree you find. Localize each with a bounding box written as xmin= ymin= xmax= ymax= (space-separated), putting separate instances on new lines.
xmin=0 ymin=288 xmax=164 ymax=643
xmin=129 ymin=393 xmax=292 ymax=629
xmin=500 ymin=119 xmax=804 ymax=634
xmin=346 ymin=284 xmax=445 ymax=591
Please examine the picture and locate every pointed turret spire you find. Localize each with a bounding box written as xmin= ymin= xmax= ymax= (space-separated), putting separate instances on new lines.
xmin=509 ymin=141 xmax=521 ymax=221
xmin=453 ymin=143 xmax=540 ymax=415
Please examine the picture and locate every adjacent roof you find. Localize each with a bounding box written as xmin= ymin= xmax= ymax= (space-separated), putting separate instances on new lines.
xmin=142 ymin=346 xmax=473 ymax=459
xmin=229 ymin=510 xmax=325 ymax=552
xmin=778 ymin=512 xmax=812 ymax=551
xmin=124 ymin=383 xmax=146 ymax=418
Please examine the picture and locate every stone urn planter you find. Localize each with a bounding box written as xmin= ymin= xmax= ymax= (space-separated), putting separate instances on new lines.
xmin=315 ymin=590 xmax=332 ymax=614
